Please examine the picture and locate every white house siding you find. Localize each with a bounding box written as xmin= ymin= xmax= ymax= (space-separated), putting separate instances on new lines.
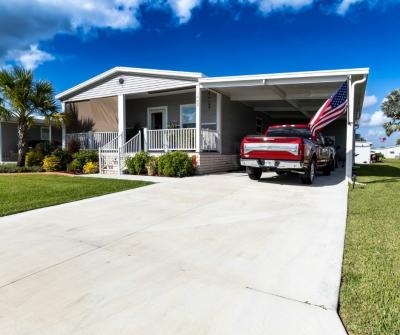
xmin=373 ymin=146 xmax=400 ymax=159
xmin=64 ymin=74 xmax=197 ymax=102
xmin=355 ymin=142 xmax=372 ymax=164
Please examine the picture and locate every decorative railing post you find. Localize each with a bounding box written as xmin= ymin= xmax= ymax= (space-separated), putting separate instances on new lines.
xmin=143 ymin=128 xmax=148 ymax=152
xmin=88 ymin=131 xmax=94 ymax=149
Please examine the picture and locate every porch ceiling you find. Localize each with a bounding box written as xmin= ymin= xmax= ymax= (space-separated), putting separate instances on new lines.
xmin=200 ymin=69 xmax=368 ymax=122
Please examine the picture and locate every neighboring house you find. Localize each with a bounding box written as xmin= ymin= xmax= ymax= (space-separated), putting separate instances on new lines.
xmin=355 ymin=141 xmax=372 ymax=164
xmin=373 ymin=145 xmax=400 ymax=159
xmin=0 ymin=119 xmax=62 ymax=163
xmin=56 ymin=67 xmax=368 ymax=180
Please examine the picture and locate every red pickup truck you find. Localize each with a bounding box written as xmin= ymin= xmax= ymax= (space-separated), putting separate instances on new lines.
xmin=240 ymin=124 xmax=335 ymax=184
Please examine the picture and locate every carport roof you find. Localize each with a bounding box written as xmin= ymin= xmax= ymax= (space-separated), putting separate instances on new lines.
xmin=199 ymin=68 xmax=369 ymax=122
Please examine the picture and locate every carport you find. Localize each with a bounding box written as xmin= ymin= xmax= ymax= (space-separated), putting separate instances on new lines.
xmin=199 ymin=68 xmax=368 ymax=181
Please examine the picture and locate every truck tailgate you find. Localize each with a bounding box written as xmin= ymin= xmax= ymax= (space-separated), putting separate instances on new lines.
xmin=241 ymin=136 xmax=303 ymax=161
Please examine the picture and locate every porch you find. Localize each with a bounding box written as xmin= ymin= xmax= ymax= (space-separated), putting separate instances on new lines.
xmin=64 ymin=127 xmax=218 ymax=152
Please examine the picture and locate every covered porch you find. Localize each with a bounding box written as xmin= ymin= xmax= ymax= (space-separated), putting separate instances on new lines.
xmin=63 ymin=86 xmax=221 ymax=153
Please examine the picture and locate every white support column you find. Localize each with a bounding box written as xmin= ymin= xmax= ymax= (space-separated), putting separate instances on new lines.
xmin=118 ymin=94 xmax=126 ymax=148
xmin=216 ymin=92 xmax=222 ymax=153
xmin=0 ymin=122 xmax=3 ymax=163
xmin=61 ymin=102 xmax=66 ymax=150
xmin=61 ymin=123 xmax=66 ymax=149
xmin=195 ymin=84 xmax=202 ymax=153
xmin=143 ymin=127 xmax=148 ymax=152
xmin=345 ymin=77 xmax=354 ymax=182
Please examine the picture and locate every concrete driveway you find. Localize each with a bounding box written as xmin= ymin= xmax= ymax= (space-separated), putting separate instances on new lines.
xmin=0 ymin=171 xmax=348 ymax=335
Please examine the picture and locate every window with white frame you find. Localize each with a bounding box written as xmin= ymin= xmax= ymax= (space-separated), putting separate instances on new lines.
xmin=180 ymin=104 xmax=196 ymax=128
xmin=41 ymin=127 xmax=49 ymax=141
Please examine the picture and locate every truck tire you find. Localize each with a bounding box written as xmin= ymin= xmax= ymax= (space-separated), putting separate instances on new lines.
xmin=247 ymin=167 xmax=262 ymax=180
xmin=330 ymin=157 xmax=335 ymax=171
xmin=323 ymin=159 xmax=331 ymax=176
xmin=301 ymin=159 xmax=315 ymax=184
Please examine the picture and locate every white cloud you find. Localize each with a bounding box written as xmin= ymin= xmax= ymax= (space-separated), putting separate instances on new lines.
xmin=336 ymin=0 xmax=363 ymax=15
xmin=0 ymin=0 xmax=143 ymax=68
xmin=0 ymin=0 xmax=395 ymax=69
xmin=361 ymin=110 xmax=391 ymax=127
xmin=167 ymin=0 xmax=203 ymax=23
xmin=249 ymin=0 xmax=314 ymax=13
xmin=11 ymin=45 xmax=55 ymax=70
xmin=363 ymin=94 xmax=378 ymax=109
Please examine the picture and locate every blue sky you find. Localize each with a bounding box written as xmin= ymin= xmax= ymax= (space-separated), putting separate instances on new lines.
xmin=1 ymin=0 xmax=399 ymax=147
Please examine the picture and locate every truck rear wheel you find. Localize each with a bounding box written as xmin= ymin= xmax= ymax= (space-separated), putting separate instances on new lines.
xmin=301 ymin=159 xmax=315 ymax=184
xmin=323 ymin=159 xmax=332 ymax=176
xmin=247 ymin=167 xmax=262 ymax=180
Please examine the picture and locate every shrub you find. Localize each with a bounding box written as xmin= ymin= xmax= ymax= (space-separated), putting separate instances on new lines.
xmin=42 ymin=155 xmax=62 ymax=172
xmin=25 ymin=150 xmax=44 ymax=167
xmin=157 ymin=151 xmax=194 ymax=177
xmin=67 ymin=139 xmax=81 ymax=154
xmin=0 ymin=164 xmax=43 ymax=173
xmin=125 ymin=151 xmax=150 ymax=175
xmin=51 ymin=148 xmax=72 ymax=170
xmin=72 ymin=150 xmax=98 ymax=167
xmin=145 ymin=156 xmax=158 ymax=176
xmin=83 ymin=161 xmax=99 ymax=174
xmin=67 ymin=159 xmax=82 ymax=174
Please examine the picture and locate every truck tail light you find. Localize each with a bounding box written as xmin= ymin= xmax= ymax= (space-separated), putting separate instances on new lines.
xmin=299 ymin=142 xmax=304 ymax=159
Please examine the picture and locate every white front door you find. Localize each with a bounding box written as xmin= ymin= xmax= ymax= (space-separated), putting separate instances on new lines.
xmin=148 ymin=107 xmax=167 ymax=130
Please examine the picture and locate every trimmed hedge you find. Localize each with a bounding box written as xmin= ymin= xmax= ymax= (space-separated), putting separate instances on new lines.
xmin=68 ymin=150 xmax=99 ymax=173
xmin=125 ymin=152 xmax=150 ymax=175
xmin=157 ymin=151 xmax=194 ymax=177
xmin=25 ymin=150 xmax=44 ymax=167
xmin=43 ymin=155 xmax=62 ymax=172
xmin=0 ymin=164 xmax=43 ymax=173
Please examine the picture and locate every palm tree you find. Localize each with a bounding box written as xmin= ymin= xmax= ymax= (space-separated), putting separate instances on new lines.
xmin=0 ymin=66 xmax=58 ymax=166
xmin=382 ymin=89 xmax=400 ymax=136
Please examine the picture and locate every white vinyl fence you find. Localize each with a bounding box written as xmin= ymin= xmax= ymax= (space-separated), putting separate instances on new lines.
xmin=66 ymin=131 xmax=118 ymax=150
xmin=147 ymin=128 xmax=196 ymax=151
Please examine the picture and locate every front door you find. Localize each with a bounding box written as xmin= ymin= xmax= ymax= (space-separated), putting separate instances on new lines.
xmin=148 ymin=107 xmax=167 ymax=130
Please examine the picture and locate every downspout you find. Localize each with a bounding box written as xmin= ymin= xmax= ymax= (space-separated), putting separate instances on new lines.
xmin=346 ymin=75 xmax=367 ymax=182
xmin=349 ymin=76 xmax=367 ymax=126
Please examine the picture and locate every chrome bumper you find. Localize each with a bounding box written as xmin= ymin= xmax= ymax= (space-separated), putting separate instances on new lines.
xmin=240 ymin=159 xmax=303 ymax=169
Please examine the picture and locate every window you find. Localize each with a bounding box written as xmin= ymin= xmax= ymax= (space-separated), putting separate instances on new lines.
xmin=41 ymin=127 xmax=49 ymax=141
xmin=180 ymin=104 xmax=196 ymax=128
xmin=266 ymin=127 xmax=311 ymax=139
xmin=256 ymin=117 xmax=263 ymax=134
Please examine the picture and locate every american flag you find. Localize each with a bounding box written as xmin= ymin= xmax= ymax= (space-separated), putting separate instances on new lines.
xmin=309 ymin=81 xmax=348 ymax=135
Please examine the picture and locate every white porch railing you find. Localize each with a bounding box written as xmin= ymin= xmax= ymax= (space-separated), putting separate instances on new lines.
xmin=99 ymin=132 xmax=142 ymax=174
xmin=201 ymin=128 xmax=218 ymax=152
xmin=66 ymin=131 xmax=118 ymax=150
xmin=98 ymin=134 xmax=121 ymax=174
xmin=147 ymin=128 xmax=196 ymax=151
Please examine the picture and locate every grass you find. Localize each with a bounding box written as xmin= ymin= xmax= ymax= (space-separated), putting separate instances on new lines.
xmin=339 ymin=159 xmax=400 ymax=335
xmin=0 ymin=174 xmax=151 ymax=217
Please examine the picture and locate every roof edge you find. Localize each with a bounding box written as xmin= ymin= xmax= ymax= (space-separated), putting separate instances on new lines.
xmin=56 ymin=67 xmax=205 ymax=101
xmin=199 ymin=68 xmax=370 ymax=84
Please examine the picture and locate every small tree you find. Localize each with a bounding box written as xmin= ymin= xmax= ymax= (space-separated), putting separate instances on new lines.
xmin=382 ymin=89 xmax=400 ymax=136
xmin=0 ymin=67 xmax=58 ymax=166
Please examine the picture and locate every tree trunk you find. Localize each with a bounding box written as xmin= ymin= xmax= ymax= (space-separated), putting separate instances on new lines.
xmin=17 ymin=121 xmax=28 ymax=167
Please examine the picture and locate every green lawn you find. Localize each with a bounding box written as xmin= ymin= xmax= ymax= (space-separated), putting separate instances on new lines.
xmin=0 ymin=174 xmax=151 ymax=216
xmin=339 ymin=159 xmax=400 ymax=335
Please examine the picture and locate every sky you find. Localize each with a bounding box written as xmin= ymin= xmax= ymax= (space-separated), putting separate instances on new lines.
xmin=1 ymin=0 xmax=399 ymax=147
